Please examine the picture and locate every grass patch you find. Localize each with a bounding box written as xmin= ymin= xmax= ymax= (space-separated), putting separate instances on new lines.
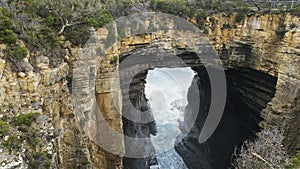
xmin=12 ymin=112 xmax=40 ymax=129
xmin=0 ymin=120 xmax=8 ymax=136
xmin=27 ymin=129 xmax=41 ymax=148
xmin=3 ymin=136 xmax=21 ymax=152
xmin=26 ymin=151 xmax=51 ymax=169
xmin=7 ymin=46 xmax=28 ymax=61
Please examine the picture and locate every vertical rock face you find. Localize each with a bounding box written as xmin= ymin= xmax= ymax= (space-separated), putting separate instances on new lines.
xmin=95 ymin=53 xmax=124 ymax=169
xmin=0 ymin=54 xmax=104 ymax=168
xmin=0 ymin=58 xmax=76 ymax=168
xmin=121 ymin=70 xmax=157 ymax=169
xmin=206 ymin=13 xmax=300 ymax=151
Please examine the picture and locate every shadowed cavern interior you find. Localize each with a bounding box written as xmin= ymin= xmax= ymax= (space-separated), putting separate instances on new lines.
xmin=175 ymin=66 xmax=278 ymax=169
xmin=119 ymin=50 xmax=278 ymax=168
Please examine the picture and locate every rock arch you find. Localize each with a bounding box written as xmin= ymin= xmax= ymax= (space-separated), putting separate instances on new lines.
xmin=72 ymin=12 xmax=300 ymax=168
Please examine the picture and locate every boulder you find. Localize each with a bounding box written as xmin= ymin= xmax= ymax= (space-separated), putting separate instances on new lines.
xmin=36 ymin=55 xmax=50 ymax=69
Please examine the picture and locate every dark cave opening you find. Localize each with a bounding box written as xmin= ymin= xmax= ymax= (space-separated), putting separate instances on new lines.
xmin=175 ymin=66 xmax=278 ymax=169
xmin=118 ymin=45 xmax=278 ymax=168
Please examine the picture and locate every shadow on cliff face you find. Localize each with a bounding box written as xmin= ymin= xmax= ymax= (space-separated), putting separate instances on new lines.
xmin=175 ymin=66 xmax=278 ymax=169
xmin=121 ymin=69 xmax=157 ymax=169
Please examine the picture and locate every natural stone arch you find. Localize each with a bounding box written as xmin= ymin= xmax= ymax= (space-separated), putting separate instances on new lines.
xmin=71 ymin=12 xmax=300 ymax=168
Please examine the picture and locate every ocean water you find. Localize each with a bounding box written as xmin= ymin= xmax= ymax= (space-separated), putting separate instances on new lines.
xmin=145 ymin=67 xmax=195 ymax=169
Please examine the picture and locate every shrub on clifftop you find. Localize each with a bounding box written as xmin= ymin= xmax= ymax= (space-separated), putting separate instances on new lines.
xmin=233 ymin=127 xmax=289 ymax=168
xmin=13 ymin=112 xmax=40 ymax=128
xmin=235 ymin=6 xmax=249 ymax=23
xmin=286 ymin=151 xmax=300 ymax=169
xmin=7 ymin=46 xmax=28 ymax=61
xmin=0 ymin=8 xmax=16 ymax=44
xmin=0 ymin=120 xmax=8 ymax=136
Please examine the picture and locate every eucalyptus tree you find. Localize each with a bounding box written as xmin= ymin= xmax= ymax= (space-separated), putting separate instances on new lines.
xmin=35 ymin=0 xmax=103 ymax=35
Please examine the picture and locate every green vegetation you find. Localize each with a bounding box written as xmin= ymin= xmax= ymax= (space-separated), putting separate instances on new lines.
xmin=0 ymin=120 xmax=8 ymax=136
xmin=7 ymin=46 xmax=28 ymax=61
xmin=28 ymin=137 xmax=40 ymax=148
xmin=25 ymin=151 xmax=51 ymax=169
xmin=221 ymin=23 xmax=231 ymax=30
xmin=235 ymin=13 xmax=245 ymax=23
xmin=289 ymin=5 xmax=300 ymax=16
xmin=101 ymin=13 xmax=114 ymax=26
xmin=0 ymin=115 xmax=8 ymax=122
xmin=0 ymin=0 xmax=114 ymax=66
xmin=150 ymin=0 xmax=196 ymax=18
xmin=8 ymin=103 xmax=13 ymax=109
xmin=197 ymin=20 xmax=206 ymax=30
xmin=235 ymin=7 xmax=249 ymax=23
xmin=0 ymin=7 xmax=12 ymax=18
xmin=110 ymin=55 xmax=118 ymax=64
xmin=203 ymin=28 xmax=209 ymax=34
xmin=0 ymin=8 xmax=16 ymax=44
xmin=27 ymin=129 xmax=41 ymax=148
xmin=276 ymin=21 xmax=288 ymax=40
xmin=3 ymin=112 xmax=50 ymax=168
xmin=210 ymin=1 xmax=219 ymax=10
xmin=3 ymin=0 xmax=296 ymax=67
xmin=32 ymin=0 xmax=110 ymax=46
xmin=196 ymin=11 xmax=208 ymax=30
xmin=209 ymin=17 xmax=215 ymax=24
xmin=196 ymin=11 xmax=208 ymax=23
xmin=5 ymin=114 xmax=48 ymax=168
xmin=0 ymin=29 xmax=16 ymax=45
xmin=3 ymin=136 xmax=21 ymax=151
xmin=289 ymin=22 xmax=297 ymax=29
xmin=286 ymin=151 xmax=300 ymax=169
xmin=12 ymin=112 xmax=40 ymax=128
